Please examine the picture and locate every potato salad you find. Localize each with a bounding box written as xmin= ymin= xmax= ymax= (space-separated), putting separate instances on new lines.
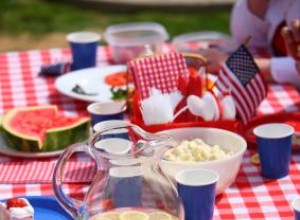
xmin=163 ymin=138 xmax=231 ymax=162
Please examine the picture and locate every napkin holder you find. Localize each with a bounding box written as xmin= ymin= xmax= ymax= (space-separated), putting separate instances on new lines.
xmin=127 ymin=51 xmax=242 ymax=134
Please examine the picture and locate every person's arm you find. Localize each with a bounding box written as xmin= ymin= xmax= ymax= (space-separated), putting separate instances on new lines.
xmin=247 ymin=0 xmax=269 ymax=19
xmin=254 ymin=20 xmax=300 ymax=86
xmin=201 ymin=48 xmax=300 ymax=87
xmin=254 ymin=58 xmax=272 ymax=81
xmin=282 ymin=19 xmax=300 ymax=74
xmin=230 ymin=0 xmax=269 ymax=49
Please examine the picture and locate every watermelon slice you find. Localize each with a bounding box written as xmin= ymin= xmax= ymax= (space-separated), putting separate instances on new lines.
xmin=1 ymin=105 xmax=90 ymax=152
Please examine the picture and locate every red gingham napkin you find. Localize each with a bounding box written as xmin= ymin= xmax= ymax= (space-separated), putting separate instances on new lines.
xmin=0 ymin=157 xmax=96 ymax=184
xmin=128 ymin=52 xmax=189 ymax=99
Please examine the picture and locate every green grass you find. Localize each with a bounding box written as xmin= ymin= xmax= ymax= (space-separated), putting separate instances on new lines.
xmin=0 ymin=0 xmax=231 ymax=39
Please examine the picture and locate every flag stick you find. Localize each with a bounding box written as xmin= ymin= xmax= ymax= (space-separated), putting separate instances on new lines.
xmin=243 ymin=35 xmax=252 ymax=46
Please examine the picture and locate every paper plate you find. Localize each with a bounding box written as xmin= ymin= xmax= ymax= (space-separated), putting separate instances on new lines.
xmin=243 ymin=112 xmax=300 ymax=149
xmin=55 ymin=65 xmax=127 ymax=102
xmin=0 ymin=196 xmax=72 ymax=220
xmin=0 ymin=134 xmax=64 ymax=158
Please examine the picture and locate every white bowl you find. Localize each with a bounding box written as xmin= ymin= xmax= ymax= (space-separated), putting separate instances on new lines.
xmin=158 ymin=127 xmax=247 ymax=195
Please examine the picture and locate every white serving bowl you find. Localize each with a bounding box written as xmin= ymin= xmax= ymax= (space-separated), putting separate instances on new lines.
xmin=158 ymin=127 xmax=247 ymax=195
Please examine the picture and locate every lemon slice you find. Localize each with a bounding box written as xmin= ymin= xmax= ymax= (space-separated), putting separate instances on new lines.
xmin=90 ymin=218 xmax=110 ymax=220
xmin=119 ymin=211 xmax=149 ymax=220
xmin=251 ymin=153 xmax=260 ymax=165
xmin=149 ymin=211 xmax=173 ymax=220
xmin=91 ymin=211 xmax=120 ymax=220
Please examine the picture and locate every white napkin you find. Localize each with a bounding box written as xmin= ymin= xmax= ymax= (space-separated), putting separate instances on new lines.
xmin=140 ymin=88 xmax=183 ymax=125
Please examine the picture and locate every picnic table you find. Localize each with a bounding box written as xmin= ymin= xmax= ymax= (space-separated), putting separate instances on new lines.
xmin=0 ymin=44 xmax=300 ymax=219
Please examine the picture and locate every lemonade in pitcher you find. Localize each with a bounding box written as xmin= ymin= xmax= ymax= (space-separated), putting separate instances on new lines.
xmin=90 ymin=207 xmax=180 ymax=220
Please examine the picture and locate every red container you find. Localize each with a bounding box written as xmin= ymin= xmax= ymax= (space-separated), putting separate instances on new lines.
xmin=129 ymin=91 xmax=243 ymax=134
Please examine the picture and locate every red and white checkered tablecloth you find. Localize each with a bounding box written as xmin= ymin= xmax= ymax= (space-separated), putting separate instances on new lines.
xmin=1 ymin=45 xmax=300 ymax=219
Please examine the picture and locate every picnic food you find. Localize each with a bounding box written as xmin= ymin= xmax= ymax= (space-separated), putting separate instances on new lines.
xmin=163 ymin=138 xmax=231 ymax=162
xmin=90 ymin=208 xmax=179 ymax=220
xmin=105 ymin=71 xmax=133 ymax=87
xmin=1 ymin=105 xmax=90 ymax=152
xmin=0 ymin=198 xmax=34 ymax=220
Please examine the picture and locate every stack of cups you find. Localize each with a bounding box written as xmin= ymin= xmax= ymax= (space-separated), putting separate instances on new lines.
xmin=87 ymin=101 xmax=127 ymax=131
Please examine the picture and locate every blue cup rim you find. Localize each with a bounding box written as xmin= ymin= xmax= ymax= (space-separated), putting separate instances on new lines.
xmin=95 ymin=138 xmax=131 ymax=155
xmin=292 ymin=197 xmax=300 ymax=212
xmin=93 ymin=120 xmax=128 ymax=134
xmin=253 ymin=123 xmax=294 ymax=139
xmin=87 ymin=102 xmax=126 ymax=116
xmin=175 ymin=168 xmax=219 ymax=186
xmin=109 ymin=166 xmax=142 ymax=178
xmin=67 ymin=31 xmax=101 ymax=44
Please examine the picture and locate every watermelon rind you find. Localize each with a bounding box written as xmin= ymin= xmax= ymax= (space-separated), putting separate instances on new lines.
xmin=0 ymin=115 xmax=3 ymax=127
xmin=2 ymin=105 xmax=90 ymax=152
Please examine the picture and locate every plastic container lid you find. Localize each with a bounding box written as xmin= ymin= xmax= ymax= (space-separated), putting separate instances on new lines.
xmin=172 ymin=31 xmax=234 ymax=53
xmin=104 ymin=22 xmax=169 ymax=46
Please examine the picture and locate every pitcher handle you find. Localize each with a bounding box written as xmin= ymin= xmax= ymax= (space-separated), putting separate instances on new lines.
xmin=52 ymin=143 xmax=96 ymax=219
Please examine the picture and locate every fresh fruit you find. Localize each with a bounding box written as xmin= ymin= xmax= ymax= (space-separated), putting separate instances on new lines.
xmin=1 ymin=105 xmax=90 ymax=152
xmin=149 ymin=211 xmax=173 ymax=220
xmin=0 ymin=115 xmax=3 ymax=127
xmin=119 ymin=211 xmax=149 ymax=220
xmin=91 ymin=211 xmax=120 ymax=220
xmin=6 ymin=198 xmax=27 ymax=209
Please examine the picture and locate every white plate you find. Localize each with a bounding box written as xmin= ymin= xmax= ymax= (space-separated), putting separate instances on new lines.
xmin=0 ymin=135 xmax=64 ymax=158
xmin=55 ymin=65 xmax=127 ymax=102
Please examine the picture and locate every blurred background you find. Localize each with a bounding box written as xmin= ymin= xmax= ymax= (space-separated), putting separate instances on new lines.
xmin=0 ymin=0 xmax=235 ymax=52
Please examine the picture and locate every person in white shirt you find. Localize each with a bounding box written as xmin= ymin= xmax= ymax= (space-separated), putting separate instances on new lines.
xmin=202 ymin=0 xmax=300 ymax=87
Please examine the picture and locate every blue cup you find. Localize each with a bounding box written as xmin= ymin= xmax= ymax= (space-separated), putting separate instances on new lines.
xmin=87 ymin=102 xmax=126 ymax=129
xmin=93 ymin=120 xmax=129 ymax=140
xmin=254 ymin=123 xmax=294 ymax=179
xmin=292 ymin=197 xmax=300 ymax=220
xmin=95 ymin=138 xmax=131 ymax=155
xmin=109 ymin=167 xmax=142 ymax=207
xmin=176 ymin=169 xmax=219 ymax=220
xmin=66 ymin=32 xmax=100 ymax=70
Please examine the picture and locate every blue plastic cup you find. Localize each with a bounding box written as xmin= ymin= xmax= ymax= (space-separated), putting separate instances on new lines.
xmin=87 ymin=102 xmax=126 ymax=129
xmin=95 ymin=138 xmax=131 ymax=155
xmin=176 ymin=169 xmax=219 ymax=220
xmin=292 ymin=197 xmax=300 ymax=220
xmin=109 ymin=167 xmax=142 ymax=208
xmin=253 ymin=123 xmax=294 ymax=179
xmin=93 ymin=120 xmax=129 ymax=140
xmin=66 ymin=32 xmax=100 ymax=70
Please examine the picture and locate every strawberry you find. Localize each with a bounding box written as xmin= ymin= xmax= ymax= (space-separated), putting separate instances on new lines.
xmin=6 ymin=198 xmax=27 ymax=209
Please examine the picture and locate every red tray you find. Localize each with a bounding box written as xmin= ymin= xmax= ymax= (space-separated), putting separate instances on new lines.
xmin=129 ymin=90 xmax=243 ymax=134
xmin=243 ymin=112 xmax=300 ymax=149
xmin=131 ymin=116 xmax=243 ymax=134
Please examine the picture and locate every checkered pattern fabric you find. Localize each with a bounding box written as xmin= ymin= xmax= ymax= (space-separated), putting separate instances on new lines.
xmin=1 ymin=45 xmax=300 ymax=219
xmin=0 ymin=159 xmax=95 ymax=184
xmin=128 ymin=52 xmax=189 ymax=99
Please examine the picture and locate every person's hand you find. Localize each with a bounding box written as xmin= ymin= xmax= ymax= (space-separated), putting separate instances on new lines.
xmin=282 ymin=19 xmax=300 ymax=73
xmin=199 ymin=48 xmax=228 ymax=74
xmin=282 ymin=20 xmax=300 ymax=60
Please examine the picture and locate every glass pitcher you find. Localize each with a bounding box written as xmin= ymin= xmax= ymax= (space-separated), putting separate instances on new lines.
xmin=53 ymin=120 xmax=184 ymax=220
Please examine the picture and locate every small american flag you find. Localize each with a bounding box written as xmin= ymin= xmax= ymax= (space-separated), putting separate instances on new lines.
xmin=39 ymin=62 xmax=71 ymax=76
xmin=215 ymin=45 xmax=268 ymax=124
